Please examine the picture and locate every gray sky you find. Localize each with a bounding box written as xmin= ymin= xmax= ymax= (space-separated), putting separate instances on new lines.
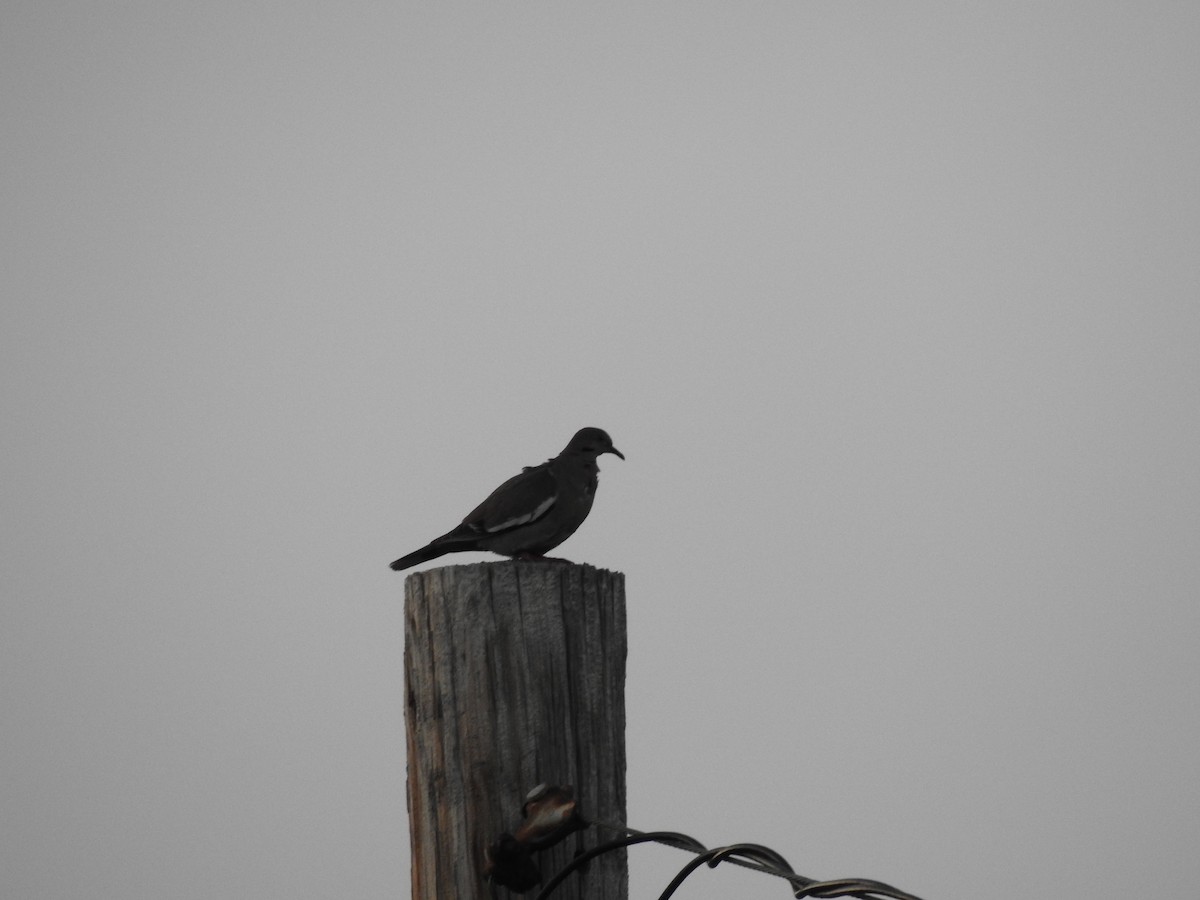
xmin=3 ymin=4 xmax=1198 ymax=898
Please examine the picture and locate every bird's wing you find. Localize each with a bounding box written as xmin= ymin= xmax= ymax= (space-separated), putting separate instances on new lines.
xmin=459 ymin=463 xmax=559 ymax=535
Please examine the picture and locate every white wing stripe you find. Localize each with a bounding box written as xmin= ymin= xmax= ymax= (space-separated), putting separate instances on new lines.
xmin=485 ymin=494 xmax=555 ymax=533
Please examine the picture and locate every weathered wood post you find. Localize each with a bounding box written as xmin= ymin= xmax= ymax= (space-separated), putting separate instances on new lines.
xmin=404 ymin=561 xmax=627 ymax=899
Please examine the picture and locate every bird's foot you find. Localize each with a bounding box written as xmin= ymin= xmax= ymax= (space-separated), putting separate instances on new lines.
xmin=512 ymin=553 xmax=573 ymax=563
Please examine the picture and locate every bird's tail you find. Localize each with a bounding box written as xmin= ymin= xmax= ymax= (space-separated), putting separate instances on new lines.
xmin=389 ymin=543 xmax=448 ymax=571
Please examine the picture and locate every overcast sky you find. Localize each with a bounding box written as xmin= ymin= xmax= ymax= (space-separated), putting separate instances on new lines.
xmin=3 ymin=4 xmax=1199 ymax=899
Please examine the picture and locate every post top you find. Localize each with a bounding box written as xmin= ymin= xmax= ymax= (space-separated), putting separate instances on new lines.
xmin=403 ymin=559 xmax=624 ymax=579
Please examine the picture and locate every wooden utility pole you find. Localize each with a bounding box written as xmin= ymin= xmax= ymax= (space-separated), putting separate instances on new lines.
xmin=404 ymin=561 xmax=627 ymax=899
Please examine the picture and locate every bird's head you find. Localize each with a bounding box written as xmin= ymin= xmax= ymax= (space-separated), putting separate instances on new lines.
xmin=566 ymin=427 xmax=624 ymax=460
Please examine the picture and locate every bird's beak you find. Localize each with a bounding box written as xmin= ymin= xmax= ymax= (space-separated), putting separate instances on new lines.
xmin=609 ymin=446 xmax=625 ymax=460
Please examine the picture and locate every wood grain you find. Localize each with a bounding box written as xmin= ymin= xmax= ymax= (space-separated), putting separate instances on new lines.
xmin=404 ymin=561 xmax=627 ymax=899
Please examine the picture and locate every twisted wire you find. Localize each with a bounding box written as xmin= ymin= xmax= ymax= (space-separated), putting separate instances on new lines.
xmin=532 ymin=819 xmax=925 ymax=900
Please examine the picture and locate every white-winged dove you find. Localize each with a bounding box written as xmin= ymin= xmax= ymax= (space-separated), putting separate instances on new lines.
xmin=389 ymin=427 xmax=624 ymax=571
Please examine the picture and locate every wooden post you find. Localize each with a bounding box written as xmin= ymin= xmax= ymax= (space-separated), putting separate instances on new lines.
xmin=404 ymin=561 xmax=627 ymax=899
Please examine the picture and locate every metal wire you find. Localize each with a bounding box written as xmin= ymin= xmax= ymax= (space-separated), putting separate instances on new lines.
xmin=534 ymin=820 xmax=926 ymax=900
xmin=532 ymin=831 xmax=704 ymax=900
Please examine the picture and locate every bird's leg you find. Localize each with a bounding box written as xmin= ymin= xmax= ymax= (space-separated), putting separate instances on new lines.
xmin=512 ymin=553 xmax=573 ymax=563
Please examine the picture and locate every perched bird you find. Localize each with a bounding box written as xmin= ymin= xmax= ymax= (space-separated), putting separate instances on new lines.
xmin=389 ymin=427 xmax=623 ymax=571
